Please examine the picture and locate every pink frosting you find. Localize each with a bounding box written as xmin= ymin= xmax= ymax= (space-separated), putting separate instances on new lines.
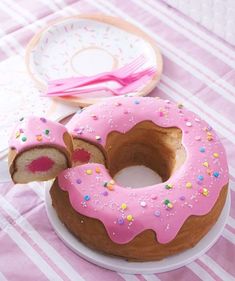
xmin=58 ymin=97 xmax=228 ymax=244
xmin=9 ymin=117 xmax=68 ymax=153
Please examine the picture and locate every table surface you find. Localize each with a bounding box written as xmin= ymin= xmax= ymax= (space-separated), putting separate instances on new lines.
xmin=0 ymin=0 xmax=235 ymax=281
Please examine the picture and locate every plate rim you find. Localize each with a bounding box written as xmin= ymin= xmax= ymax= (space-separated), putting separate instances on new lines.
xmin=25 ymin=14 xmax=163 ymax=107
xmin=45 ymin=181 xmax=231 ymax=274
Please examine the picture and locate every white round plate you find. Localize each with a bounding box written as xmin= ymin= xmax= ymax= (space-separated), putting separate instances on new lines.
xmin=26 ymin=14 xmax=163 ymax=107
xmin=0 ymin=159 xmax=11 ymax=183
xmin=45 ymin=182 xmax=230 ymax=274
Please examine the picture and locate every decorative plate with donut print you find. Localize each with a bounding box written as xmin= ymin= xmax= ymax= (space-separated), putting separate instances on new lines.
xmin=26 ymin=14 xmax=163 ymax=107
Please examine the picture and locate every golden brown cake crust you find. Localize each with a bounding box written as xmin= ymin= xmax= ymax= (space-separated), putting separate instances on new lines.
xmin=50 ymin=180 xmax=228 ymax=261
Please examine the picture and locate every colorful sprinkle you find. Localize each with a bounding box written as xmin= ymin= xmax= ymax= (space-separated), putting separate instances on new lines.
xmin=36 ymin=135 xmax=43 ymax=141
xmin=165 ymin=183 xmax=173 ymax=190
xmin=95 ymin=167 xmax=101 ymax=173
xmin=91 ymin=114 xmax=98 ymax=120
xmin=167 ymin=202 xmax=173 ymax=209
xmin=95 ymin=135 xmax=101 ymax=141
xmin=140 ymin=201 xmax=147 ymax=207
xmin=21 ymin=136 xmax=27 ymax=142
xmin=84 ymin=195 xmax=90 ymax=201
xmin=200 ymin=147 xmax=205 ymax=153
xmin=199 ymin=187 xmax=209 ymax=196
xmin=207 ymin=135 xmax=213 ymax=141
xmin=195 ymin=136 xmax=201 ymax=141
xmin=198 ymin=175 xmax=204 ymax=181
xmin=207 ymin=169 xmax=212 ymax=175
xmin=213 ymin=153 xmax=219 ymax=158
xmin=154 ymin=210 xmax=161 ymax=217
xmin=203 ymin=161 xmax=209 ymax=167
xmin=177 ymin=103 xmax=183 ymax=109
xmin=159 ymin=111 xmax=164 ymax=117
xmin=186 ymin=182 xmax=192 ymax=188
xmin=76 ymin=179 xmax=81 ymax=184
xmin=213 ymin=171 xmax=219 ymax=178
xmin=40 ymin=117 xmax=46 ymax=123
xmin=103 ymin=181 xmax=108 ymax=187
xmin=164 ymin=199 xmax=170 ymax=205
xmin=101 ymin=190 xmax=108 ymax=196
xmin=121 ymin=203 xmax=127 ymax=210
xmin=179 ymin=195 xmax=185 ymax=201
xmin=105 ymin=180 xmax=115 ymax=191
xmin=117 ymin=218 xmax=124 ymax=225
xmin=86 ymin=169 xmax=92 ymax=175
xmin=134 ymin=100 xmax=140 ymax=104
xmin=45 ymin=129 xmax=50 ymax=135
xmin=15 ymin=131 xmax=20 ymax=138
xmin=186 ymin=121 xmax=192 ymax=127
xmin=107 ymin=184 xmax=114 ymax=191
xmin=127 ymin=215 xmax=133 ymax=221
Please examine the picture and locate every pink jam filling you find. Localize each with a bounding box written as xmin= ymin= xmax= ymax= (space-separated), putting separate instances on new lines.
xmin=72 ymin=149 xmax=90 ymax=163
xmin=27 ymin=156 xmax=54 ymax=173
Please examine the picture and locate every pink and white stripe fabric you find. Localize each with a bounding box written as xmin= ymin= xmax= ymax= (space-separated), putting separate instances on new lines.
xmin=0 ymin=0 xmax=235 ymax=280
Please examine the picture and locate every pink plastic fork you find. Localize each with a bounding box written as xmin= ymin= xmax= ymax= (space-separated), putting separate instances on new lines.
xmin=47 ymin=55 xmax=146 ymax=94
xmin=45 ymin=67 xmax=156 ymax=96
xmin=44 ymin=69 xmax=156 ymax=97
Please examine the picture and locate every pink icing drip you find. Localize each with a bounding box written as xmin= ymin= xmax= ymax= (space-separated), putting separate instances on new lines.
xmin=27 ymin=156 xmax=54 ymax=173
xmin=60 ymin=97 xmax=229 ymax=244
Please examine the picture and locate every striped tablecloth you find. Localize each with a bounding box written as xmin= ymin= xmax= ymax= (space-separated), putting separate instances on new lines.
xmin=0 ymin=1 xmax=235 ymax=280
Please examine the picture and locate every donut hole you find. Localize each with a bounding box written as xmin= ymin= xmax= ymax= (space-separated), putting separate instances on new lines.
xmin=114 ymin=165 xmax=162 ymax=188
xmin=105 ymin=121 xmax=186 ymax=185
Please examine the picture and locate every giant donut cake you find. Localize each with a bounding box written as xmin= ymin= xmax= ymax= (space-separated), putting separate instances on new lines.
xmin=51 ymin=97 xmax=228 ymax=261
xmin=49 ymin=96 xmax=229 ymax=261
